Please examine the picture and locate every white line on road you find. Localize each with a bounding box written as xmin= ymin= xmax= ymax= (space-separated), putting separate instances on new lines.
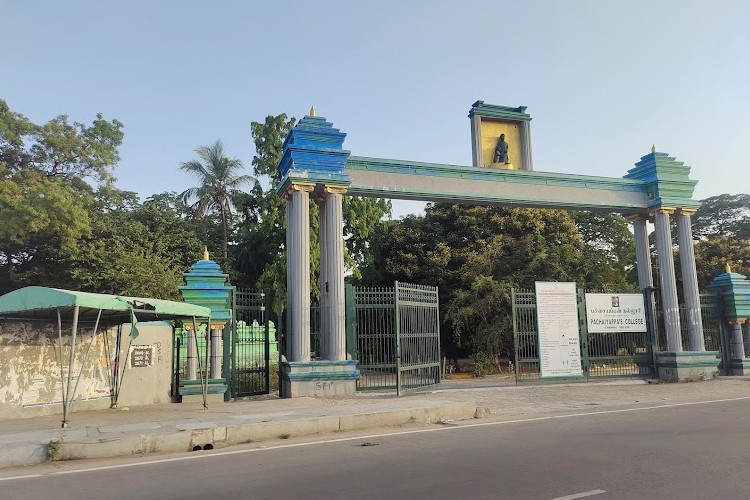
xmin=551 ymin=489 xmax=606 ymax=500
xmin=1 ymin=395 xmax=749 ymax=482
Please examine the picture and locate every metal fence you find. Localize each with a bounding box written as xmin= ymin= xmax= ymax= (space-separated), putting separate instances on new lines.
xmin=513 ymin=288 xmax=652 ymax=382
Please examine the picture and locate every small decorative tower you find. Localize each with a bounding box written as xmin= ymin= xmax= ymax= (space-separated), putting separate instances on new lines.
xmin=179 ymin=248 xmax=233 ymax=400
xmin=709 ymin=265 xmax=750 ymax=375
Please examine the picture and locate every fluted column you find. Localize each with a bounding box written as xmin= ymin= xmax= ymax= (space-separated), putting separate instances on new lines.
xmin=631 ymin=215 xmax=654 ymax=291
xmin=286 ymin=183 xmax=314 ymax=362
xmin=324 ymin=186 xmax=347 ymax=360
xmin=730 ymin=319 xmax=746 ymax=359
xmin=653 ymin=208 xmax=682 ymax=352
xmin=676 ymin=209 xmax=705 ymax=351
xmin=317 ymin=197 xmax=328 ymax=360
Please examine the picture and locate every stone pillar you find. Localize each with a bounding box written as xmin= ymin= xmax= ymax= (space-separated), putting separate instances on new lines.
xmin=630 ymin=214 xmax=659 ymax=367
xmin=730 ymin=320 xmax=746 ymax=359
xmin=744 ymin=320 xmax=750 ymax=358
xmin=520 ymin=120 xmax=533 ymax=171
xmin=287 ymin=183 xmax=313 ymax=362
xmin=631 ymin=216 xmax=654 ymax=291
xmin=676 ymin=209 xmax=705 ymax=351
xmin=317 ymin=196 xmax=328 ymax=360
xmin=653 ymin=208 xmax=682 ymax=352
xmin=186 ymin=328 xmax=197 ymax=380
xmin=324 ymin=186 xmax=347 ymax=361
xmin=210 ymin=328 xmax=222 ymax=379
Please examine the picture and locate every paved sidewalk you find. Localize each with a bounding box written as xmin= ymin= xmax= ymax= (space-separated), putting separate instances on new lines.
xmin=2 ymin=376 xmax=749 ymax=469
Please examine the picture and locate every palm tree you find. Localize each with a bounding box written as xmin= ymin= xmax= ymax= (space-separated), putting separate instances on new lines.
xmin=179 ymin=140 xmax=253 ymax=261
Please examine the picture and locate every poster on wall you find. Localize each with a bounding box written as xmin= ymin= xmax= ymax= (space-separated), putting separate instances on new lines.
xmin=585 ymin=293 xmax=647 ymax=333
xmin=535 ymin=281 xmax=583 ymax=378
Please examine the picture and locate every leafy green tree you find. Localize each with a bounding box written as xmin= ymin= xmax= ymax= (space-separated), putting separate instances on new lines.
xmin=693 ymin=194 xmax=750 ymax=240
xmin=0 ymin=99 xmax=124 ymax=185
xmin=179 ymin=140 xmax=254 ymax=262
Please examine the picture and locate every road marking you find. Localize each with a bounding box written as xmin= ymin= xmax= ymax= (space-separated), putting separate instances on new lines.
xmin=1 ymin=395 xmax=749 ymax=482
xmin=551 ymin=489 xmax=606 ymax=500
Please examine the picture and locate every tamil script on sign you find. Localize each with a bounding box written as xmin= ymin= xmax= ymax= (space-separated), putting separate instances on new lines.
xmin=585 ymin=294 xmax=647 ymax=333
xmin=535 ymin=282 xmax=583 ymax=378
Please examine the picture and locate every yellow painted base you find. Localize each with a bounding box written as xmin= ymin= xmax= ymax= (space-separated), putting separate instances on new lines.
xmin=488 ymin=162 xmax=516 ymax=170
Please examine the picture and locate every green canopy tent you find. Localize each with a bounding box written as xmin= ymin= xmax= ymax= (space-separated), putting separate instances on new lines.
xmin=0 ymin=286 xmax=212 ymax=427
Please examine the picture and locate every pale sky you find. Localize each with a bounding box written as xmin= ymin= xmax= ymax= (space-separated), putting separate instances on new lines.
xmin=2 ymin=1 xmax=748 ymax=218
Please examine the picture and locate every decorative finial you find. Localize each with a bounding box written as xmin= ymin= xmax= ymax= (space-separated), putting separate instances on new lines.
xmin=309 ymin=105 xmax=316 ymax=117
xmin=651 ymin=144 xmax=656 ymax=154
xmin=726 ymin=262 xmax=732 ymax=273
xmin=203 ymin=246 xmax=209 ymax=261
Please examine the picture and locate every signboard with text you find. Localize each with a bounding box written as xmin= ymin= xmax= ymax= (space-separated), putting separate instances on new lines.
xmin=535 ymin=282 xmax=583 ymax=378
xmin=585 ymin=293 xmax=647 ymax=333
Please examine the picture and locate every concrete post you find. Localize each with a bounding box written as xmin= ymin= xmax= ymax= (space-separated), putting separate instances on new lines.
xmin=210 ymin=327 xmax=222 ymax=379
xmin=653 ymin=208 xmax=682 ymax=352
xmin=186 ymin=327 xmax=197 ymax=380
xmin=730 ymin=320 xmax=746 ymax=359
xmin=285 ymin=193 xmax=291 ymax=360
xmin=287 ymin=183 xmax=313 ymax=362
xmin=325 ymin=187 xmax=347 ymax=360
xmin=317 ymin=196 xmax=328 ymax=360
xmin=676 ymin=209 xmax=705 ymax=351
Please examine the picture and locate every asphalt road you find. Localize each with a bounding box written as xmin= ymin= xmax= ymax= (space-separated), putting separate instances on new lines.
xmin=3 ymin=398 xmax=750 ymax=500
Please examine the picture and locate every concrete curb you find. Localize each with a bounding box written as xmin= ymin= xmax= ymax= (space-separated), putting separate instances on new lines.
xmin=0 ymin=401 xmax=479 ymax=468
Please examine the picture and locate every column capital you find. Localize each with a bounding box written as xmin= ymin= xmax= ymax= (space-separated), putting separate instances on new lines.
xmin=677 ymin=208 xmax=697 ymax=217
xmin=290 ymin=182 xmax=315 ymax=193
xmin=323 ymin=185 xmax=348 ymax=195
xmin=650 ymin=206 xmax=677 ymax=216
xmin=626 ymin=214 xmax=649 ymax=223
xmin=728 ymin=318 xmax=748 ymax=325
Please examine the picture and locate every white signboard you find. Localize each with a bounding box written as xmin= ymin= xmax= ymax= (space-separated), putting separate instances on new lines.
xmin=585 ymin=293 xmax=647 ymax=333
xmin=535 ymin=282 xmax=582 ymax=378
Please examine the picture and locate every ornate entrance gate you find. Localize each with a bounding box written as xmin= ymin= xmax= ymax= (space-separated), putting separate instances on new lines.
xmin=347 ymin=282 xmax=441 ymax=395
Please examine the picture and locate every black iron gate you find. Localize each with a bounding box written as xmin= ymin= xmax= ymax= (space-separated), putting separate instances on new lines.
xmin=347 ymin=282 xmax=441 ymax=395
xmin=230 ymin=288 xmax=270 ymax=397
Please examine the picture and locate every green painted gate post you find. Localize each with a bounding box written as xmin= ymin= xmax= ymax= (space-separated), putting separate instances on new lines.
xmin=511 ymin=288 xmax=521 ymax=384
xmin=345 ymin=284 xmax=357 ymax=360
xmin=577 ymin=288 xmax=590 ymax=380
xmin=223 ymin=287 xmax=236 ymax=400
xmin=395 ymin=281 xmax=402 ymax=396
xmin=264 ymin=291 xmax=271 ymax=394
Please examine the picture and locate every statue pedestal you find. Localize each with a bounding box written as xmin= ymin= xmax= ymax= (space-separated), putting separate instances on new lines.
xmin=488 ymin=162 xmax=515 ymax=170
xmin=280 ymin=360 xmax=359 ymax=398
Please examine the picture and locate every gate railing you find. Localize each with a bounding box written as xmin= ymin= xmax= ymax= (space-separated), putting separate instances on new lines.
xmin=395 ymin=282 xmax=441 ymax=395
xmin=347 ymin=282 xmax=441 ymax=394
